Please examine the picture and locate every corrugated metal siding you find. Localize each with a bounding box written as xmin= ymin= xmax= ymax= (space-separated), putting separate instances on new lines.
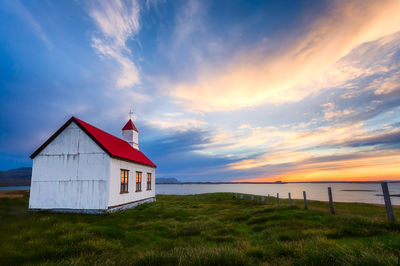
xmin=29 ymin=122 xmax=110 ymax=210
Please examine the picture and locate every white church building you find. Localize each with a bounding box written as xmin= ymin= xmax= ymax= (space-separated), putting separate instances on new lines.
xmin=29 ymin=116 xmax=156 ymax=213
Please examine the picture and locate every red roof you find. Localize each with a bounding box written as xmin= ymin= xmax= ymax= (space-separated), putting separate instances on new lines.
xmin=122 ymin=119 xmax=138 ymax=132
xmin=30 ymin=117 xmax=156 ymax=168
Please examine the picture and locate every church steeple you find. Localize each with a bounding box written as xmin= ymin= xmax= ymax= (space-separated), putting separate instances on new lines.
xmin=122 ymin=110 xmax=139 ymax=149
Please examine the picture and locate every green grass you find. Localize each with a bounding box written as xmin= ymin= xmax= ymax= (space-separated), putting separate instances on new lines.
xmin=1 ymin=193 xmax=400 ymax=265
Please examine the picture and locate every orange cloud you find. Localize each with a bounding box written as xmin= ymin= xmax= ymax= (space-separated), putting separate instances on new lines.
xmin=211 ymin=121 xmax=366 ymax=166
xmin=171 ymin=0 xmax=400 ymax=111
xmin=220 ymin=122 xmax=400 ymax=182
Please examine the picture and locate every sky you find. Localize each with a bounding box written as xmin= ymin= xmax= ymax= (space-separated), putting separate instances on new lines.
xmin=1 ymin=0 xmax=400 ymax=182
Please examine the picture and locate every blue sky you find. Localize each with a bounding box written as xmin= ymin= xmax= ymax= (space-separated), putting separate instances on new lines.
xmin=1 ymin=0 xmax=400 ymax=182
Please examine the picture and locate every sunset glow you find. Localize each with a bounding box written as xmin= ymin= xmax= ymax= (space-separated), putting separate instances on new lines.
xmin=1 ymin=0 xmax=400 ymax=182
xmin=234 ymin=154 xmax=400 ymax=182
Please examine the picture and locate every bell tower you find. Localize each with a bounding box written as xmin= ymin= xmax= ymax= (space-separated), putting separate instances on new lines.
xmin=122 ymin=110 xmax=139 ymax=149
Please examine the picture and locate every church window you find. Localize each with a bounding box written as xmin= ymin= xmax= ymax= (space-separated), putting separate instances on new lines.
xmin=147 ymin=173 xmax=152 ymax=190
xmin=136 ymin=172 xmax=142 ymax=192
xmin=120 ymin=169 xmax=129 ymax=193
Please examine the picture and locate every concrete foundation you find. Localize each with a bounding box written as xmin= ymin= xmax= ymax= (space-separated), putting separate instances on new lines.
xmin=29 ymin=197 xmax=156 ymax=214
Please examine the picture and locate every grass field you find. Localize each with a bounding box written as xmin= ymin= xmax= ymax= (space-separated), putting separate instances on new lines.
xmin=1 ymin=192 xmax=400 ymax=265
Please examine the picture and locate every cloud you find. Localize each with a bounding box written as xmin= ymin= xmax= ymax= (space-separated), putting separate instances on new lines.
xmin=147 ymin=117 xmax=207 ymax=130
xmin=7 ymin=0 xmax=52 ymax=49
xmin=145 ymin=0 xmax=165 ymax=11
xmin=321 ymin=102 xmax=354 ymax=121
xmin=145 ymin=128 xmax=210 ymax=154
xmin=372 ymin=74 xmax=400 ymax=95
xmin=141 ymin=127 xmax=241 ymax=181
xmin=200 ymin=115 xmax=395 ymax=170
xmin=173 ymin=0 xmax=203 ymax=46
xmin=170 ymin=0 xmax=400 ymax=112
xmin=340 ymin=129 xmax=400 ymax=148
xmin=223 ymin=117 xmax=400 ymax=181
xmin=88 ymin=0 xmax=140 ymax=88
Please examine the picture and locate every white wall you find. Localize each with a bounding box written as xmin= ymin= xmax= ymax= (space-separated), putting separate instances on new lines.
xmin=108 ymin=157 xmax=155 ymax=208
xmin=29 ymin=122 xmax=110 ymax=210
xmin=122 ymin=129 xmax=139 ymax=150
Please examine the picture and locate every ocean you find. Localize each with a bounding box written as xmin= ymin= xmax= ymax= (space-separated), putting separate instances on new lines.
xmin=0 ymin=186 xmax=30 ymax=191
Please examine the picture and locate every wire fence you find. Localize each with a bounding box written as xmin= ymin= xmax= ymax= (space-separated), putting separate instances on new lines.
xmin=234 ymin=181 xmax=396 ymax=221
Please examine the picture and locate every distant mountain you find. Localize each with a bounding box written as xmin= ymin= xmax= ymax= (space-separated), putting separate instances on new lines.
xmin=156 ymin=177 xmax=180 ymax=184
xmin=0 ymin=167 xmax=32 ymax=186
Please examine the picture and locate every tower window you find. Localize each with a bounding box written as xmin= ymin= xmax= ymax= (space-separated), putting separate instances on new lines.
xmin=120 ymin=169 xmax=129 ymax=193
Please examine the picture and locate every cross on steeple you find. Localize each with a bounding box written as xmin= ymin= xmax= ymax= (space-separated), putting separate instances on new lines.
xmin=128 ymin=109 xmax=134 ymax=120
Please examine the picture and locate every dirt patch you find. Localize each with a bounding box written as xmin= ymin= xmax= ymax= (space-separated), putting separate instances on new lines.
xmin=0 ymin=190 xmax=28 ymax=198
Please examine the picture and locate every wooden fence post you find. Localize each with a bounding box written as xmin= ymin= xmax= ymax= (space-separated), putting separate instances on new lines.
xmin=251 ymin=195 xmax=254 ymax=201
xmin=240 ymin=194 xmax=243 ymax=200
xmin=267 ymin=194 xmax=270 ymax=204
xmin=328 ymin=187 xmax=335 ymax=214
xmin=381 ymin=182 xmax=395 ymax=221
xmin=288 ymin=192 xmax=292 ymax=206
xmin=277 ymin=193 xmax=279 ymax=206
xmin=303 ymin=191 xmax=308 ymax=209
